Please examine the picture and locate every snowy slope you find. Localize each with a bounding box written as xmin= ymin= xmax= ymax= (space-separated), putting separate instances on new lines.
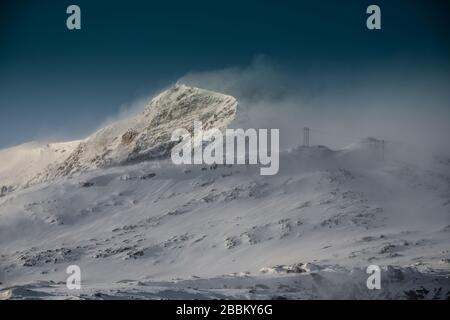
xmin=0 ymin=142 xmax=449 ymax=299
xmin=0 ymin=86 xmax=449 ymax=300
xmin=0 ymin=140 xmax=81 ymax=190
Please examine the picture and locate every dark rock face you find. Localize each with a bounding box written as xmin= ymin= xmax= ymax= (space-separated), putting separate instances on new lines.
xmin=139 ymin=173 xmax=156 ymax=180
xmin=0 ymin=185 xmax=13 ymax=197
xmin=121 ymin=129 xmax=138 ymax=145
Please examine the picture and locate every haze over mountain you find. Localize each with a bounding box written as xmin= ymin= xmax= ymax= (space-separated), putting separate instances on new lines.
xmin=0 ymin=85 xmax=449 ymax=299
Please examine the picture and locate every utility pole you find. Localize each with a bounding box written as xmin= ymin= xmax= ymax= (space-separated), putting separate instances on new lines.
xmin=381 ymin=139 xmax=385 ymax=161
xmin=303 ymin=127 xmax=310 ymax=147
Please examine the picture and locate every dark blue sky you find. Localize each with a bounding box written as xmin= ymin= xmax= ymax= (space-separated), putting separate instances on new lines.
xmin=0 ymin=0 xmax=449 ymax=148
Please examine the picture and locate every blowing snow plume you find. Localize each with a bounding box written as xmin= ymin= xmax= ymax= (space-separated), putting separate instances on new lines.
xmin=179 ymin=56 xmax=450 ymax=157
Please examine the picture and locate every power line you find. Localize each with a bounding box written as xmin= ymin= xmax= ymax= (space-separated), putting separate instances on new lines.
xmin=303 ymin=127 xmax=310 ymax=147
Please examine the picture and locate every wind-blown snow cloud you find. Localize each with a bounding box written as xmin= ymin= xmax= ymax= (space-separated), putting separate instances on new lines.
xmin=179 ymin=56 xmax=450 ymax=159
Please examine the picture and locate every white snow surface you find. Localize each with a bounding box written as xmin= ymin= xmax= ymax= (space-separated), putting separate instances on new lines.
xmin=0 ymin=85 xmax=449 ymax=300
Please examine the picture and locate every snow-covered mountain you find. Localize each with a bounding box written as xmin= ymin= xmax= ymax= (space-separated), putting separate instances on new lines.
xmin=0 ymin=85 xmax=449 ymax=299
xmin=0 ymin=85 xmax=237 ymax=190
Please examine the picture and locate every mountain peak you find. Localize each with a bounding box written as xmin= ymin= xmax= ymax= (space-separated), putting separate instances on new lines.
xmin=0 ymin=85 xmax=237 ymax=189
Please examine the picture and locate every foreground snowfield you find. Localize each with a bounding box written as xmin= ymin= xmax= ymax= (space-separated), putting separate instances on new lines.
xmin=0 ymin=85 xmax=449 ymax=299
xmin=0 ymin=142 xmax=449 ymax=299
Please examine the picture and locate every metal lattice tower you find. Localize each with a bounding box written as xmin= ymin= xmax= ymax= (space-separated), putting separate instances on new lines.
xmin=303 ymin=127 xmax=310 ymax=147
